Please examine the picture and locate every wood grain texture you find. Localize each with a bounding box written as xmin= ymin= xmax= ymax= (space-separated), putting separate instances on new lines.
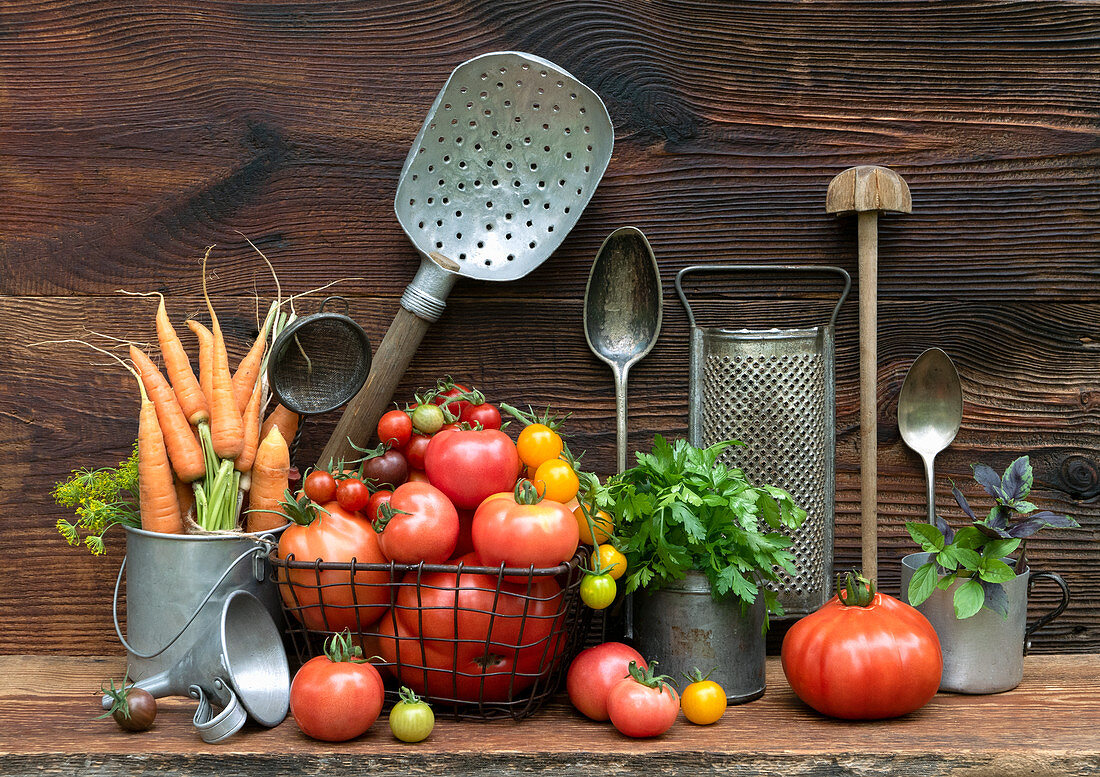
xmin=1 ymin=655 xmax=1098 ymax=776
xmin=1 ymin=0 xmax=1098 ymax=655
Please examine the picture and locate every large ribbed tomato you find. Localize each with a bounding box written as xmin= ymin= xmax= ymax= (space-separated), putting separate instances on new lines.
xmin=277 ymin=500 xmax=389 ymax=632
xmin=781 ymin=573 xmax=942 ymax=720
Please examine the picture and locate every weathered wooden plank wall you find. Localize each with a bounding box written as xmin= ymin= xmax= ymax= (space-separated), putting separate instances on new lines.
xmin=1 ymin=0 xmax=1097 ymax=654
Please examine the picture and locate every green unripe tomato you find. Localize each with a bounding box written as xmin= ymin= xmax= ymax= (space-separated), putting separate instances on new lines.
xmin=389 ymin=686 xmax=434 ymax=743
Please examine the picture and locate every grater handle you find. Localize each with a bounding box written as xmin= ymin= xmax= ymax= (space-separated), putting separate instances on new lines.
xmin=674 ymin=265 xmax=851 ymax=329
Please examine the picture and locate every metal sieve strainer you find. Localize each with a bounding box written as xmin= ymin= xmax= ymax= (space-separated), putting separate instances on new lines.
xmin=319 ymin=51 xmax=614 ymax=466
xmin=267 ymin=298 xmax=372 ymax=417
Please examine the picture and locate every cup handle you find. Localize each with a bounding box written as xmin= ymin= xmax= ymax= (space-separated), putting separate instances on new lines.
xmin=190 ymin=681 xmax=247 ymax=744
xmin=1024 ymin=571 xmax=1070 ymax=655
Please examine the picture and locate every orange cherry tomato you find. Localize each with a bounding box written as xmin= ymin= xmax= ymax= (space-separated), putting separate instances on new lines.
xmin=516 ymin=424 xmax=563 ymax=469
xmin=531 ymin=459 xmax=579 ymax=503
xmin=574 ymin=505 xmax=613 ymax=545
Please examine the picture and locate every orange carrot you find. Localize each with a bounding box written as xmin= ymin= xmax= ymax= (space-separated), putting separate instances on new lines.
xmin=231 ymin=318 xmax=270 ymax=414
xmin=202 ymin=248 xmax=245 ymax=460
xmin=235 ymin=379 xmax=263 ymax=473
xmin=139 ymin=396 xmax=184 ymax=534
xmin=187 ymin=319 xmax=215 ymax=411
xmin=130 ymin=345 xmax=206 ymax=482
xmin=260 ymin=403 xmax=299 ymax=448
xmin=247 ymin=427 xmax=290 ymax=533
xmin=155 ymin=295 xmax=208 ymax=425
xmin=174 ymin=476 xmax=196 ymax=523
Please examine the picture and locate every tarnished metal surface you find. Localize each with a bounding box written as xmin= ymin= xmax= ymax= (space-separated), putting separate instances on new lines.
xmin=112 ymin=527 xmax=289 ymax=741
xmin=901 ymin=552 xmax=1070 ymax=694
xmin=394 ymin=51 xmax=614 ymax=305
xmin=631 ymin=572 xmax=765 ymax=703
xmin=583 ymin=227 xmax=663 ymax=473
xmin=676 ymin=265 xmax=850 ymax=617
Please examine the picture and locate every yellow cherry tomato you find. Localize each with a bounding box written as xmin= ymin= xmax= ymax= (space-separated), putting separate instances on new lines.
xmin=680 ymin=672 xmax=727 ymax=725
xmin=531 ymin=459 xmax=579 ymax=503
xmin=574 ymin=505 xmax=613 ymax=545
xmin=591 ymin=544 xmax=627 ymax=580
xmin=516 ymin=424 xmax=564 ymax=469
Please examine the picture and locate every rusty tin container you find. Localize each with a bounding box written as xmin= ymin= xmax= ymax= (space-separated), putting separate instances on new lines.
xmin=631 ymin=571 xmax=765 ymax=703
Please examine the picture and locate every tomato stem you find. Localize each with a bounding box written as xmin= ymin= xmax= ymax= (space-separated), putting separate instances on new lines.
xmin=836 ymin=571 xmax=877 ymax=607
xmin=323 ymin=629 xmax=367 ymax=663
xmin=626 ymin=660 xmax=677 ymax=692
xmin=513 ymin=478 xmax=545 ymax=505
xmin=279 ymin=490 xmax=324 ymax=527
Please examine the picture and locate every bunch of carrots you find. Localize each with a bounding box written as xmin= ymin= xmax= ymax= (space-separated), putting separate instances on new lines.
xmin=124 ymin=249 xmax=298 ymax=536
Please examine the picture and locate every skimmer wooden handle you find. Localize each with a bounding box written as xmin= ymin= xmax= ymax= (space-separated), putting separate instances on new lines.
xmin=318 ymin=305 xmax=431 ymax=468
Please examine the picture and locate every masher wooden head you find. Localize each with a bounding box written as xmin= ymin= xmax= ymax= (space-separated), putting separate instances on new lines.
xmin=826 ymin=165 xmax=912 ymax=217
xmin=826 ymin=165 xmax=911 ymax=585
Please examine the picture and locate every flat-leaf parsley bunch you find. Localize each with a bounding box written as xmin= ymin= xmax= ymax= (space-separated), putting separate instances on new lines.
xmin=605 ymin=436 xmax=806 ymax=627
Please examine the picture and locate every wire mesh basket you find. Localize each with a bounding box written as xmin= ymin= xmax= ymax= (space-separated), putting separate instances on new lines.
xmin=271 ymin=550 xmax=591 ymax=720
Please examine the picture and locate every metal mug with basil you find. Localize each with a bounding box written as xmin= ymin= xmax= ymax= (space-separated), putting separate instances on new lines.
xmin=900 ymin=551 xmax=1070 ymax=694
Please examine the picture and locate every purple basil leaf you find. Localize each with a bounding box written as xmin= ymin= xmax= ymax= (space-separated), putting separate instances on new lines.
xmin=976 ymin=522 xmax=1010 ymax=539
xmin=931 ymin=513 xmax=955 ymax=544
xmin=972 ymin=463 xmax=1005 ymax=501
xmin=1008 ymin=519 xmax=1044 ymax=539
xmin=1017 ymin=510 xmax=1079 ymax=532
xmin=981 ymin=580 xmax=1010 ymax=619
xmin=985 ymin=505 xmax=1009 ymax=530
xmin=1000 ymin=456 xmax=1032 ymax=502
xmin=952 ymin=482 xmax=978 ymax=522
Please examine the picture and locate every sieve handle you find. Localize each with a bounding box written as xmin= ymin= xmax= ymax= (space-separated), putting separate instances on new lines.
xmin=675 ymin=265 xmax=852 ymax=329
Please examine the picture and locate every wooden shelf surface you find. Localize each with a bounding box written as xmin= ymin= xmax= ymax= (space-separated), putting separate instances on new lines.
xmin=1 ymin=654 xmax=1097 ymax=776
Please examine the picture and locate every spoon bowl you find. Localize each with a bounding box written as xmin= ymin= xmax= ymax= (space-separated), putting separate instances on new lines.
xmin=583 ymin=227 xmax=663 ymax=472
xmin=898 ymin=348 xmax=963 ymax=522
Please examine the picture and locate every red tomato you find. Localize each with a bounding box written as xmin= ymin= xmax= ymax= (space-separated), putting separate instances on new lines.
xmin=606 ymin=664 xmax=680 ymax=738
xmin=460 ymin=402 xmax=502 ymax=430
xmin=566 ymin=642 xmax=646 ymax=721
xmin=336 ymin=477 xmax=371 ymax=512
xmin=375 ymin=575 xmax=566 ymax=703
xmin=406 ymin=469 xmax=429 ymax=483
xmin=290 ymin=633 xmax=385 ymax=742
xmin=423 ymin=428 xmax=521 ymax=510
xmin=432 ymin=382 xmax=472 ymax=420
xmin=278 ymin=502 xmax=389 ymax=631
xmin=365 ymin=489 xmax=392 ymax=522
xmin=377 ymin=409 xmax=413 ymax=449
xmin=303 ymin=469 xmax=338 ymax=504
xmin=472 ymin=488 xmax=580 ymax=570
xmin=781 ymin=574 xmax=942 ymax=720
xmin=376 ymin=482 xmax=459 ymax=564
xmin=402 ymin=433 xmax=432 ymax=470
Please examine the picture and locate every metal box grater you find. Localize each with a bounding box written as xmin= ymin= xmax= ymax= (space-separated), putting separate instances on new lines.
xmin=675 ymin=265 xmax=850 ymax=617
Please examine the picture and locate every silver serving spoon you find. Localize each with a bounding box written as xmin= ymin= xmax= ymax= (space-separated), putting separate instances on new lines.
xmin=584 ymin=227 xmax=663 ymax=473
xmin=898 ymin=348 xmax=963 ymax=522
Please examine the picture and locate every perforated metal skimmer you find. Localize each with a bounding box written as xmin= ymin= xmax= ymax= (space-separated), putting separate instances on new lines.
xmin=675 ymin=266 xmax=851 ymax=617
xmin=394 ymin=51 xmax=614 ymax=313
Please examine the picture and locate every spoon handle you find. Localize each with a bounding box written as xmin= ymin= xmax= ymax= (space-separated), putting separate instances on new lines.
xmin=615 ymin=366 xmax=630 ymax=474
xmin=924 ymin=455 xmax=937 ymax=524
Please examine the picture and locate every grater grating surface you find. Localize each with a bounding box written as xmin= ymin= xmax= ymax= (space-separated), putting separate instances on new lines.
xmin=698 ymin=337 xmax=831 ymax=612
